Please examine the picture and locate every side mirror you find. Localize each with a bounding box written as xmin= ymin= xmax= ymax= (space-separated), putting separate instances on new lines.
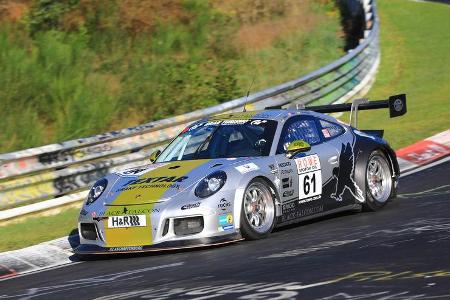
xmin=286 ymin=140 xmax=311 ymax=158
xmin=149 ymin=150 xmax=161 ymax=163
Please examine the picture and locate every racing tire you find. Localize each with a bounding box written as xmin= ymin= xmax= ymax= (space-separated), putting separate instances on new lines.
xmin=240 ymin=178 xmax=276 ymax=240
xmin=363 ymin=150 xmax=395 ymax=211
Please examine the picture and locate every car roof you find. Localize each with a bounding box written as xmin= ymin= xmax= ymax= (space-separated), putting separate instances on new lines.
xmin=208 ymin=109 xmax=336 ymax=122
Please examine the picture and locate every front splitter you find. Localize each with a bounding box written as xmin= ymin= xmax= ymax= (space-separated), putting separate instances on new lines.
xmin=74 ymin=233 xmax=243 ymax=255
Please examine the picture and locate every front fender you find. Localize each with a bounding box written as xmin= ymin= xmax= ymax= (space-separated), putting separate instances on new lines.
xmin=232 ymin=168 xmax=279 ymax=230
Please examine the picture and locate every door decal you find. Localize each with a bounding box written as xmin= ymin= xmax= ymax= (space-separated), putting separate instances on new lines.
xmin=330 ymin=141 xmax=364 ymax=202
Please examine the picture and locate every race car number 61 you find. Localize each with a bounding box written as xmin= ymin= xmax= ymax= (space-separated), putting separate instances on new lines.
xmin=298 ymin=171 xmax=322 ymax=199
xmin=295 ymin=155 xmax=322 ymax=201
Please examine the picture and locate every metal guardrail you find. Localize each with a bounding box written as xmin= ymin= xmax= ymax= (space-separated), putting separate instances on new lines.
xmin=0 ymin=0 xmax=380 ymax=215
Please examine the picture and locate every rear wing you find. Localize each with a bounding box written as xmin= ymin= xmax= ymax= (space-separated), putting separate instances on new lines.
xmin=300 ymin=94 xmax=406 ymax=128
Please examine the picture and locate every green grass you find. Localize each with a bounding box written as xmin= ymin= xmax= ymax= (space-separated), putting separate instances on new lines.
xmin=346 ymin=0 xmax=450 ymax=149
xmin=0 ymin=207 xmax=79 ymax=252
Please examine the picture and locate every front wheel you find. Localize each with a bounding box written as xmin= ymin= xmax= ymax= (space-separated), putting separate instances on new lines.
xmin=363 ymin=150 xmax=394 ymax=211
xmin=240 ymin=179 xmax=276 ymax=240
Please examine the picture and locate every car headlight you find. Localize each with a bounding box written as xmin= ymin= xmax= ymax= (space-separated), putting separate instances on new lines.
xmin=86 ymin=178 xmax=108 ymax=205
xmin=195 ymin=171 xmax=227 ymax=198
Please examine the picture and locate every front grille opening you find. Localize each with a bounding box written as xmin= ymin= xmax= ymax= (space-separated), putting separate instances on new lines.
xmin=80 ymin=223 xmax=98 ymax=240
xmin=162 ymin=219 xmax=170 ymax=236
xmin=174 ymin=216 xmax=204 ymax=236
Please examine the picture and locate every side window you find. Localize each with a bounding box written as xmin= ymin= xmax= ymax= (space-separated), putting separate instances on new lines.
xmin=277 ymin=117 xmax=321 ymax=154
xmin=319 ymin=119 xmax=344 ymax=139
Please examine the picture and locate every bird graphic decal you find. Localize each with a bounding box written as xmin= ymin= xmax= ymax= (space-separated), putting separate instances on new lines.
xmin=330 ymin=141 xmax=365 ymax=202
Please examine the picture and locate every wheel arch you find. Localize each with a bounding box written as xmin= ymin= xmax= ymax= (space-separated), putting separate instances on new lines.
xmin=354 ymin=139 xmax=399 ymax=203
xmin=237 ymin=175 xmax=279 ymax=240
xmin=253 ymin=175 xmax=282 ymax=217
xmin=233 ymin=173 xmax=281 ymax=231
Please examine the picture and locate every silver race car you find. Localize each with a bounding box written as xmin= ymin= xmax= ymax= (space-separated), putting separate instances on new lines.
xmin=75 ymin=94 xmax=407 ymax=254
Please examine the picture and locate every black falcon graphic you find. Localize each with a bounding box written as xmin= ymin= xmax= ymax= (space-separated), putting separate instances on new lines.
xmin=330 ymin=142 xmax=364 ymax=202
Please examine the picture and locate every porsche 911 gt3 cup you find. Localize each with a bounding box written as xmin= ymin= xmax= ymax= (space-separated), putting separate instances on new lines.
xmin=75 ymin=94 xmax=407 ymax=254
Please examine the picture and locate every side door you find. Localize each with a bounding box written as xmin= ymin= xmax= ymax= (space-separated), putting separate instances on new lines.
xmin=318 ymin=118 xmax=362 ymax=209
xmin=274 ymin=115 xmax=340 ymax=224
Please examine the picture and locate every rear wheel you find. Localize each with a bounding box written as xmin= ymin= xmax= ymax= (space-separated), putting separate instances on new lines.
xmin=240 ymin=179 xmax=276 ymax=240
xmin=363 ymin=151 xmax=394 ymax=211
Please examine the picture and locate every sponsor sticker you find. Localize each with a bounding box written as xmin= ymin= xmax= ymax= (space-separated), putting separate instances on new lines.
xmin=250 ymin=120 xmax=267 ymax=126
xmin=283 ymin=189 xmax=294 ymax=197
xmin=206 ymin=120 xmax=249 ymax=126
xmin=281 ymin=169 xmax=293 ymax=175
xmin=98 ymin=207 xmax=160 ymax=217
xmin=235 ymin=163 xmax=259 ymax=174
xmin=282 ymin=177 xmax=293 ymax=189
xmin=218 ymin=213 xmax=234 ymax=231
xmin=181 ymin=202 xmax=201 ymax=210
xmin=124 ymin=176 xmax=188 ymax=186
xmin=116 ymin=176 xmax=188 ymax=192
xmin=295 ymin=154 xmax=321 ymax=174
xmin=183 ymin=122 xmax=205 ymax=133
xmin=219 ymin=214 xmax=233 ymax=225
xmin=119 ymin=168 xmax=148 ymax=176
xmin=322 ymin=128 xmax=331 ymax=138
xmin=218 ymin=198 xmax=232 ymax=212
xmin=108 ymin=246 xmax=143 ymax=252
xmin=278 ymin=162 xmax=291 ymax=168
xmin=116 ymin=163 xmax=168 ymax=177
xmin=281 ymin=203 xmax=324 ymax=222
xmin=108 ymin=215 xmax=146 ymax=228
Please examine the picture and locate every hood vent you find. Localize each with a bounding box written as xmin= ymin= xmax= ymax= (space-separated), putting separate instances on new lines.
xmin=211 ymin=163 xmax=223 ymax=168
xmin=168 ymin=165 xmax=180 ymax=169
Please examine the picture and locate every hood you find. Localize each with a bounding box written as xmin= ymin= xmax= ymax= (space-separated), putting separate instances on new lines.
xmin=106 ymin=157 xmax=256 ymax=207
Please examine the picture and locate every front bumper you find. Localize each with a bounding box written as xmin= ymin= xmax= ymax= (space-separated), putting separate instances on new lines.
xmin=76 ymin=177 xmax=244 ymax=254
xmin=74 ymin=232 xmax=243 ymax=254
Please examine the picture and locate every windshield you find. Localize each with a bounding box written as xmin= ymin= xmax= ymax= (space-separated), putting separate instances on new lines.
xmin=156 ymin=119 xmax=277 ymax=162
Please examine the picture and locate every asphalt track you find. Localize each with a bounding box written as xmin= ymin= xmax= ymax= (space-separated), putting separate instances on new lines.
xmin=1 ymin=160 xmax=449 ymax=300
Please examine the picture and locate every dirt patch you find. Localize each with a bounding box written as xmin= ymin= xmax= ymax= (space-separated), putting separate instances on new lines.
xmin=59 ymin=0 xmax=189 ymax=33
xmin=233 ymin=14 xmax=318 ymax=51
xmin=213 ymin=0 xmax=288 ymax=25
xmin=0 ymin=0 xmax=29 ymax=22
xmin=119 ymin=0 xmax=187 ymax=33
xmin=229 ymin=0 xmax=328 ymax=51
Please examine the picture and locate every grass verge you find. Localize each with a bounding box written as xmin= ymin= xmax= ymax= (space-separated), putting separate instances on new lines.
xmin=343 ymin=0 xmax=450 ymax=149
xmin=0 ymin=207 xmax=79 ymax=252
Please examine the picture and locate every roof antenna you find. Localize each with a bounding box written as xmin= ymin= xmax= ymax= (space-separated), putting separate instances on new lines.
xmin=243 ymin=76 xmax=256 ymax=112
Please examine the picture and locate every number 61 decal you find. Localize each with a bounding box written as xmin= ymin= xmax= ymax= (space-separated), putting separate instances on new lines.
xmin=295 ymin=154 xmax=322 ymax=203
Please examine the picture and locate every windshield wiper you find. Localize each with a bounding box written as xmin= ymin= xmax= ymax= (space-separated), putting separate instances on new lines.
xmin=194 ymin=122 xmax=222 ymax=158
